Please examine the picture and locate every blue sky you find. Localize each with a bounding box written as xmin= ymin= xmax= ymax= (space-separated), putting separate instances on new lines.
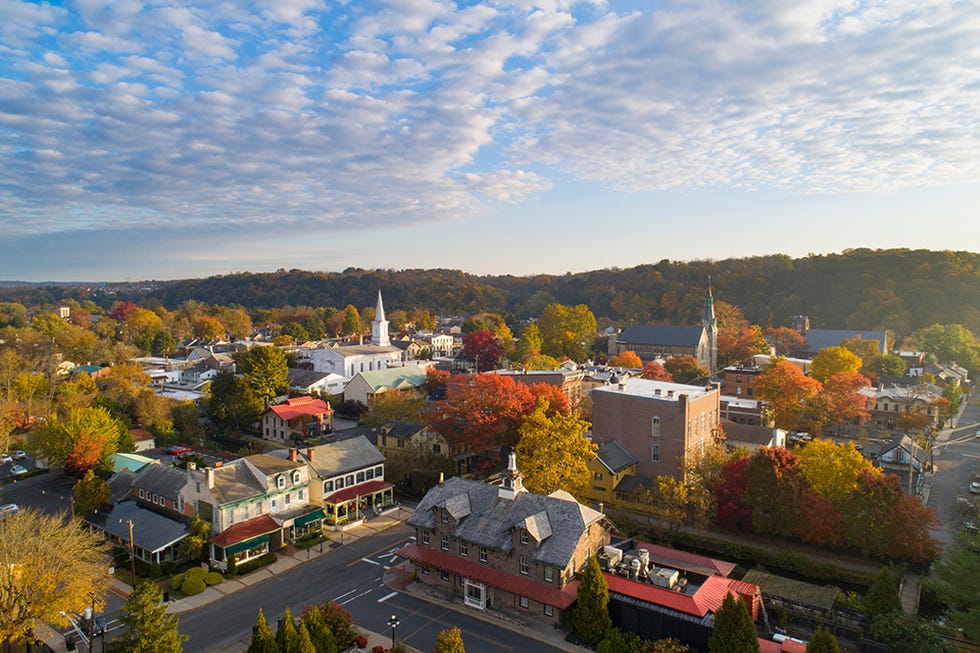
xmin=1 ymin=0 xmax=978 ymax=282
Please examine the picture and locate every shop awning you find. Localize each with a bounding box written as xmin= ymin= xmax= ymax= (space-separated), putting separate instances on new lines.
xmin=294 ymin=508 xmax=326 ymax=527
xmin=224 ymin=533 xmax=270 ymax=556
xmin=324 ymin=480 xmax=392 ymax=505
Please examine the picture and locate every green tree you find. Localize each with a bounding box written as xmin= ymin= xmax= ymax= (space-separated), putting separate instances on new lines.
xmin=247 ymin=609 xmax=278 ymax=653
xmin=29 ymin=405 xmax=127 ymax=474
xmin=108 ymin=581 xmax=187 ymax=653
xmin=569 ymin=556 xmax=611 ymax=645
xmin=275 ymin=607 xmax=300 ymax=653
xmin=805 ymin=626 xmax=840 ymax=653
xmin=868 ymin=612 xmax=954 ymax=653
xmin=360 ymin=390 xmax=425 ymax=426
xmin=301 ymin=607 xmax=338 ymax=653
xmin=0 ymin=509 xmax=110 ymax=646
xmin=538 ymin=303 xmax=596 ymax=362
xmin=176 ymin=515 xmax=212 ymax=562
xmin=238 ymin=346 xmax=289 ymax=405
xmin=708 ymin=592 xmax=760 ymax=653
xmin=295 ymin=622 xmax=316 ymax=653
xmin=515 ymin=323 xmax=543 ymax=362
xmin=916 ymin=323 xmax=980 ymax=372
xmin=515 ymin=398 xmax=596 ymax=497
xmin=940 ymin=379 xmax=962 ymax=423
xmin=932 ymin=530 xmax=980 ymax=639
xmin=72 ymin=469 xmax=111 ymax=516
xmin=341 ymin=305 xmax=362 ymax=337
xmin=434 ymin=626 xmax=466 ymax=653
xmin=863 ymin=567 xmax=902 ymax=620
xmin=206 ymin=371 xmax=263 ymax=429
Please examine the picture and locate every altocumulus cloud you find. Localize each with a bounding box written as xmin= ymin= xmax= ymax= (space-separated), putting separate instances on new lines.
xmin=0 ymin=0 xmax=977 ymax=238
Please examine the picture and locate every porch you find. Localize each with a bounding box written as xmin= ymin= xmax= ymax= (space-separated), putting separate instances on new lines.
xmin=323 ymin=479 xmax=395 ymax=526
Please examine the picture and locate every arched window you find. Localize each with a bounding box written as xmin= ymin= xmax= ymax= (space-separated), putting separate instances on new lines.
xmin=291 ymin=470 xmax=301 ymax=485
xmin=276 ymin=475 xmax=286 ymax=490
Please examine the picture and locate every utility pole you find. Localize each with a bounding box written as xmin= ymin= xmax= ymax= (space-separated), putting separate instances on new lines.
xmin=128 ymin=519 xmax=136 ymax=587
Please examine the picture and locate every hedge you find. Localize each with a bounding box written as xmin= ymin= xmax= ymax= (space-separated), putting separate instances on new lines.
xmin=181 ymin=577 xmax=207 ymax=596
xmin=204 ymin=571 xmax=223 ymax=586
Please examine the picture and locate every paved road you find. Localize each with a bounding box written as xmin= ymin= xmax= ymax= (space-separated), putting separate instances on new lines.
xmin=0 ymin=469 xmax=74 ymax=515
xmin=177 ymin=524 xmax=567 ymax=653
xmin=926 ymin=395 xmax=980 ymax=548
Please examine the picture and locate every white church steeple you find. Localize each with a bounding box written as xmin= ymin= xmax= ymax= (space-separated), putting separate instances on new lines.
xmin=372 ymin=289 xmax=390 ymax=347
xmin=498 ymin=451 xmax=525 ymax=500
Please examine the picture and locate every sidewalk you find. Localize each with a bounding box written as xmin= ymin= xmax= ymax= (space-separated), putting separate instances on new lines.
xmin=382 ymin=566 xmax=590 ymax=653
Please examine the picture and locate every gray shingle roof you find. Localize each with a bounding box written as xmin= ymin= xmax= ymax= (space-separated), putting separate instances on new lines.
xmin=268 ymin=435 xmax=385 ymax=477
xmin=407 ymin=476 xmax=605 ymax=569
xmin=596 ymin=440 xmax=638 ymax=474
xmin=133 ymin=464 xmax=188 ymax=499
xmin=211 ymin=460 xmax=266 ymax=505
xmin=799 ymin=329 xmax=887 ymax=354
xmin=287 ymin=368 xmax=332 ymax=388
xmin=91 ymin=501 xmax=188 ymax=553
xmin=619 ymin=324 xmax=704 ymax=347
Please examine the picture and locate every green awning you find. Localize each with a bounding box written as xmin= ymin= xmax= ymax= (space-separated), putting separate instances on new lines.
xmin=224 ymin=534 xmax=270 ymax=556
xmin=294 ymin=509 xmax=325 ymax=528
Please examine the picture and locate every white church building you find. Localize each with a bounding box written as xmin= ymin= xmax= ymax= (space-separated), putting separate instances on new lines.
xmin=306 ymin=291 xmax=405 ymax=379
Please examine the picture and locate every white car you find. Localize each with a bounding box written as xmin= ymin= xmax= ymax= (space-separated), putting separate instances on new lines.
xmin=0 ymin=454 xmax=12 ymax=465
xmin=11 ymin=450 xmax=26 ymax=460
xmin=0 ymin=504 xmax=19 ymax=518
xmin=970 ymin=482 xmax=980 ymax=495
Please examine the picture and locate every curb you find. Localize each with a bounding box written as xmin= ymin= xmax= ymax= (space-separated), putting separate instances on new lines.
xmin=381 ymin=567 xmax=590 ymax=653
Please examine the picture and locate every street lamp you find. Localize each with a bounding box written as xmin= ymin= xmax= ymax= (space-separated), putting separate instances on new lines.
xmin=387 ymin=614 xmax=400 ymax=650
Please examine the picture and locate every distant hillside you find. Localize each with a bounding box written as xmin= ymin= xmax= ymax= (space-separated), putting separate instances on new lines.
xmin=3 ymin=249 xmax=978 ymax=336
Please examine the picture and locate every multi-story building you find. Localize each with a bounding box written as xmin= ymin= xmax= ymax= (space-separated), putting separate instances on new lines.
xmin=591 ymin=377 xmax=721 ymax=481
xmin=498 ymin=369 xmax=587 ymax=409
xmin=260 ymin=396 xmax=334 ymax=442
xmin=395 ymin=455 xmax=612 ymax=626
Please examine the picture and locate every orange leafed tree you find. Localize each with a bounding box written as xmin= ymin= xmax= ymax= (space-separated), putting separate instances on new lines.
xmin=753 ymin=361 xmax=822 ymax=430
xmin=763 ymin=326 xmax=806 ymax=356
xmin=526 ymin=382 xmax=571 ymax=415
xmin=608 ymin=351 xmax=642 ymax=368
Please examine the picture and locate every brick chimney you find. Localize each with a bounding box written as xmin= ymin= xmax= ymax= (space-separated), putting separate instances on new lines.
xmin=306 ymin=448 xmax=314 ymax=462
xmin=289 ymin=448 xmax=297 ymax=462
xmin=204 ymin=467 xmax=215 ymax=489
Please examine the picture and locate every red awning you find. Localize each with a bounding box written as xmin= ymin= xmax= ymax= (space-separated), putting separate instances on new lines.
xmin=395 ymin=542 xmax=579 ymax=609
xmin=324 ymin=479 xmax=392 ymax=505
xmin=210 ymin=514 xmax=280 ymax=547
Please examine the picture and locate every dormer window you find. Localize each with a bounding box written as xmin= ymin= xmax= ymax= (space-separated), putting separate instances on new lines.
xmin=276 ymin=475 xmax=286 ymax=490
xmin=291 ymin=470 xmax=301 ymax=485
xmin=441 ymin=509 xmax=448 ymax=523
xmin=520 ymin=529 xmax=529 ymax=545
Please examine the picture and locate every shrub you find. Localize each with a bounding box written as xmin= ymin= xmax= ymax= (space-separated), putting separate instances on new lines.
xmin=160 ymin=561 xmax=177 ymax=575
xmin=170 ymin=573 xmax=186 ymax=591
xmin=181 ymin=576 xmax=207 ymax=596
xmin=236 ymin=552 xmax=277 ymax=575
xmin=149 ymin=563 xmax=163 ymax=579
xmin=186 ymin=566 xmax=207 ymax=580
xmin=226 ymin=555 xmax=237 ymax=576
xmin=204 ymin=571 xmax=223 ymax=586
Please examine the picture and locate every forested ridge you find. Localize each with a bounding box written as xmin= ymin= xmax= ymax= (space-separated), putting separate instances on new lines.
xmin=3 ymin=248 xmax=978 ymax=334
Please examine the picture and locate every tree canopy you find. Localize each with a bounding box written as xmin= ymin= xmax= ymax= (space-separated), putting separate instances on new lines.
xmin=515 ymin=398 xmax=596 ymax=498
xmin=107 ymin=581 xmax=187 ymax=653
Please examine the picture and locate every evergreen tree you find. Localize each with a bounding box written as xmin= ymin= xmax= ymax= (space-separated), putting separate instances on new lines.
xmin=708 ymin=592 xmax=760 ymax=653
xmin=295 ymin=623 xmax=316 ymax=653
xmin=805 ymin=626 xmax=840 ymax=653
xmin=247 ymin=609 xmax=278 ymax=653
xmin=108 ymin=581 xmax=186 ymax=653
xmin=433 ymin=626 xmax=466 ymax=653
xmin=569 ymin=556 xmax=611 ymax=645
xmin=863 ymin=568 xmax=902 ymax=620
xmin=301 ymin=607 xmax=338 ymax=653
xmin=275 ymin=608 xmax=300 ymax=653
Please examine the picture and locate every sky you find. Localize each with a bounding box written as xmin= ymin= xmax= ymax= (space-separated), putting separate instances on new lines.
xmin=1 ymin=0 xmax=979 ymax=282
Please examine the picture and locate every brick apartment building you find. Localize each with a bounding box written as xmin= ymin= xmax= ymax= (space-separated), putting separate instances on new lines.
xmin=591 ymin=377 xmax=721 ymax=481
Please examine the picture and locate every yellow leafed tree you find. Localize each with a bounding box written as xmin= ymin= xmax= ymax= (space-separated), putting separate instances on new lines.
xmin=798 ymin=438 xmax=877 ymax=509
xmin=515 ymin=398 xmax=596 ymax=498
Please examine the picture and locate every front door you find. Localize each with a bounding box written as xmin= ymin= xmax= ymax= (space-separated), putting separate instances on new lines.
xmin=464 ymin=580 xmax=485 ymax=609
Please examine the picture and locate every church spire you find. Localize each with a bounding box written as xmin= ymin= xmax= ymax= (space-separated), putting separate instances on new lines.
xmin=372 ymin=289 xmax=390 ymax=347
xmin=702 ymin=276 xmax=717 ymax=376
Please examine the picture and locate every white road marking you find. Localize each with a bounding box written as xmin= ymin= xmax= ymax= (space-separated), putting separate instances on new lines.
xmin=361 ymin=557 xmax=382 ymax=566
xmin=339 ymin=589 xmax=373 ymax=606
xmin=377 ymin=591 xmax=398 ymax=603
xmin=333 ymin=588 xmax=357 ymax=601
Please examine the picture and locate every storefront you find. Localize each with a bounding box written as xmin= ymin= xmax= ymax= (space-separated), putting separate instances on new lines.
xmin=323 ymin=479 xmax=394 ymax=526
xmin=209 ymin=514 xmax=282 ymax=570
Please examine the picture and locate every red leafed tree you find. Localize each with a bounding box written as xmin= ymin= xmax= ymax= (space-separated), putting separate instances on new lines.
xmin=821 ymin=371 xmax=871 ymax=425
xmin=712 ymin=456 xmax=752 ymax=532
xmin=794 ymin=489 xmax=843 ymax=547
xmin=717 ymin=325 xmax=769 ymax=367
xmin=425 ymin=373 xmax=535 ymax=452
xmin=110 ymin=300 xmax=139 ymax=322
xmin=462 ymin=330 xmax=503 ymax=372
xmin=423 ymin=367 xmax=452 ymax=397
xmin=744 ymin=446 xmax=806 ymax=538
xmin=885 ymin=494 xmax=941 ymax=564
xmin=527 ymin=382 xmax=571 ymax=415
xmin=641 ymin=361 xmax=673 ymax=381
xmin=65 ymin=435 xmax=104 ymax=476
xmin=753 ymin=361 xmax=823 ymax=430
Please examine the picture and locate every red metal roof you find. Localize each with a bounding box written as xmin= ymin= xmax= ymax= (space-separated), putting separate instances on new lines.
xmin=324 ymin=479 xmax=392 ymax=505
xmin=395 ymin=542 xmax=580 ymax=609
xmin=604 ymin=572 xmax=760 ymax=619
xmin=759 ymin=638 xmax=807 ymax=653
xmin=210 ymin=514 xmax=280 ymax=547
xmin=264 ymin=397 xmax=333 ymax=421
xmin=629 ymin=540 xmax=737 ymax=577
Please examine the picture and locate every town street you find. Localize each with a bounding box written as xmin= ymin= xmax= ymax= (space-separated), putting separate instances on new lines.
xmin=177 ymin=523 xmax=569 ymax=653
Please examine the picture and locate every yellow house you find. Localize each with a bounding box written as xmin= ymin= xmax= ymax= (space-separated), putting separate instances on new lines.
xmin=585 ymin=440 xmax=639 ymax=508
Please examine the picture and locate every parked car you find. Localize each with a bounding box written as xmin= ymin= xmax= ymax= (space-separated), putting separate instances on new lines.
xmin=167 ymin=445 xmax=193 ymax=456
xmin=0 ymin=454 xmax=11 ymax=465
xmin=11 ymin=450 xmax=26 ymax=460
xmin=0 ymin=504 xmax=19 ymax=518
xmin=9 ymin=465 xmax=28 ymax=476
xmin=970 ymin=481 xmax=980 ymax=495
